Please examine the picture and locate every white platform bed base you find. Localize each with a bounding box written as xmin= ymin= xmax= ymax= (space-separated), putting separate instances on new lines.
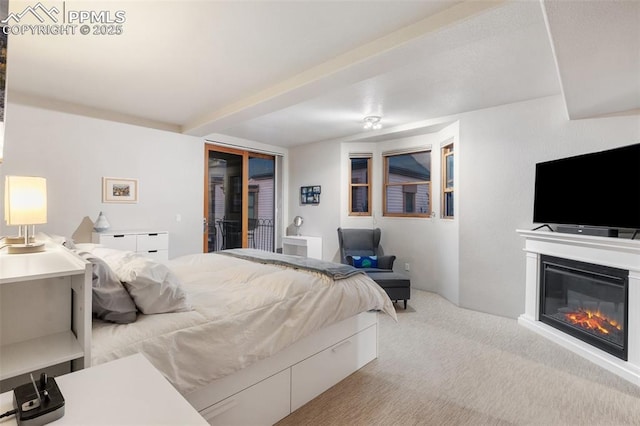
xmin=185 ymin=311 xmax=379 ymax=425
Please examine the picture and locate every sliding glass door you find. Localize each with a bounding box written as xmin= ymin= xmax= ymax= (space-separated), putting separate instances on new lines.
xmin=204 ymin=145 xmax=275 ymax=253
xmin=247 ymin=155 xmax=275 ymax=251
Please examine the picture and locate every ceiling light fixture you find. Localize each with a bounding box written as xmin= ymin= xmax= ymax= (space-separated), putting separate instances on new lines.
xmin=363 ymin=115 xmax=382 ymax=130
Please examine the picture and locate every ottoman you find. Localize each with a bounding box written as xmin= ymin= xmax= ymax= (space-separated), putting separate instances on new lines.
xmin=366 ymin=271 xmax=411 ymax=309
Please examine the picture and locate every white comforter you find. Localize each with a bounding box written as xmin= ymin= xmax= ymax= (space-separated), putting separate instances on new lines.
xmin=92 ymin=252 xmax=396 ymax=394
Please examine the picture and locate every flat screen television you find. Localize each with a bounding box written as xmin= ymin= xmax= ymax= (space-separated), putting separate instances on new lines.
xmin=533 ymin=143 xmax=640 ymax=230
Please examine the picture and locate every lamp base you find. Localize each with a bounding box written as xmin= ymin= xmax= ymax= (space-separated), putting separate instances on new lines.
xmin=8 ymin=242 xmax=45 ymax=254
xmin=5 ymin=235 xmax=36 ymax=245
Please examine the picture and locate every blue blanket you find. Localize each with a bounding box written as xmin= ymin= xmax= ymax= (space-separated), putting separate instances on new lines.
xmin=219 ymin=248 xmax=364 ymax=280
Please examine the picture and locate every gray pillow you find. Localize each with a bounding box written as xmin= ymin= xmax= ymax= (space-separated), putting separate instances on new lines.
xmin=117 ymin=256 xmax=192 ymax=315
xmin=76 ymin=251 xmax=137 ymax=323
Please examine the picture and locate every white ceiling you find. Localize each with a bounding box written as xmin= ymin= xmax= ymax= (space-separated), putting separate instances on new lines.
xmin=6 ymin=0 xmax=640 ymax=147
xmin=541 ymin=0 xmax=640 ymax=120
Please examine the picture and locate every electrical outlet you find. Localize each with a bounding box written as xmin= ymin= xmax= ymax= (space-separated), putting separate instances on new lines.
xmin=404 ymin=263 xmax=410 ymax=272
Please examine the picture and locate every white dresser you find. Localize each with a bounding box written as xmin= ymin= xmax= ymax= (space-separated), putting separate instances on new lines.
xmin=282 ymin=235 xmax=323 ymax=260
xmin=92 ymin=230 xmax=169 ymax=261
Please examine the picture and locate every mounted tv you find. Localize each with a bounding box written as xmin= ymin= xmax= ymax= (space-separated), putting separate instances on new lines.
xmin=533 ymin=143 xmax=640 ymax=232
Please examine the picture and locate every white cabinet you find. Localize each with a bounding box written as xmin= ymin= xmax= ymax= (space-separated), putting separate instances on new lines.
xmin=282 ymin=235 xmax=323 ymax=260
xmin=92 ymin=230 xmax=169 ymax=261
xmin=194 ymin=316 xmax=378 ymax=425
xmin=201 ymin=369 xmax=291 ymax=426
xmin=291 ymin=324 xmax=377 ymax=411
xmin=0 ymin=245 xmax=91 ymax=390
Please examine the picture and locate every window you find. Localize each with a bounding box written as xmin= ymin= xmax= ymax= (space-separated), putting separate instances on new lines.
xmin=349 ymin=156 xmax=371 ymax=215
xmin=248 ymin=184 xmax=259 ymax=219
xmin=442 ymin=143 xmax=454 ymax=218
xmin=383 ymin=150 xmax=431 ymax=217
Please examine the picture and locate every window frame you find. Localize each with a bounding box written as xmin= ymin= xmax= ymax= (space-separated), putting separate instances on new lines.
xmin=383 ymin=150 xmax=431 ymax=218
xmin=441 ymin=143 xmax=454 ymax=219
xmin=349 ymin=156 xmax=372 ymax=216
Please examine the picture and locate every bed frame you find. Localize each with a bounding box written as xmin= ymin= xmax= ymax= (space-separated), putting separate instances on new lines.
xmin=184 ymin=311 xmax=379 ymax=425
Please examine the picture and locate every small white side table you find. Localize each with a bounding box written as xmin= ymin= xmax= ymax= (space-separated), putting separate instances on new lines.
xmin=0 ymin=353 xmax=207 ymax=425
xmin=282 ymin=235 xmax=323 ymax=259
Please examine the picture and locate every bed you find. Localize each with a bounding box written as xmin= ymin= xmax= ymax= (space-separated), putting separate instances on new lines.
xmin=84 ymin=247 xmax=396 ymax=425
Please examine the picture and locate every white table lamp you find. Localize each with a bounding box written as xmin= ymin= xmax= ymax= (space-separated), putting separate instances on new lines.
xmin=4 ymin=175 xmax=47 ymax=253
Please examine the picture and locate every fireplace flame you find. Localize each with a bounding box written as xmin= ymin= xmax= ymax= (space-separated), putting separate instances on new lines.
xmin=564 ymin=309 xmax=622 ymax=335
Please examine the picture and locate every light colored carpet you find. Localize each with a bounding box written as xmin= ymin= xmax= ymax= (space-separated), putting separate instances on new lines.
xmin=276 ymin=289 xmax=640 ymax=426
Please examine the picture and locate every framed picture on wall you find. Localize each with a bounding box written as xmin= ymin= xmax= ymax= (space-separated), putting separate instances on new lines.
xmin=102 ymin=177 xmax=138 ymax=203
xmin=300 ymin=185 xmax=321 ymax=205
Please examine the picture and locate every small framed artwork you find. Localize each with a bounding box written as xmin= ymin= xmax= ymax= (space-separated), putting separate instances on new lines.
xmin=102 ymin=177 xmax=138 ymax=203
xmin=300 ymin=185 xmax=321 ymax=205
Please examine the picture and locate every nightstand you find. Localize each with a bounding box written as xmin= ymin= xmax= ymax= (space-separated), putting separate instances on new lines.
xmin=282 ymin=235 xmax=323 ymax=259
xmin=0 ymin=353 xmax=208 ymax=425
xmin=92 ymin=230 xmax=169 ymax=261
xmin=0 ymin=244 xmax=91 ymax=392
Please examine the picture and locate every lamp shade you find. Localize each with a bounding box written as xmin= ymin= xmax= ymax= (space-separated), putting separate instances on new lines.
xmin=4 ymin=176 xmax=47 ymax=226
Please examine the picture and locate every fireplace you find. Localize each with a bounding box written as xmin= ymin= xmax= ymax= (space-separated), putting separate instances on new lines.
xmin=518 ymin=230 xmax=640 ymax=386
xmin=539 ymin=255 xmax=628 ymax=360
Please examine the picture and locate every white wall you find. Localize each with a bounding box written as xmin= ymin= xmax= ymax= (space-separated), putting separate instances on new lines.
xmin=303 ymin=125 xmax=460 ymax=302
xmin=288 ymin=139 xmax=341 ymax=261
xmin=0 ymin=102 xmax=204 ymax=258
xmin=430 ymin=122 xmax=459 ymax=304
xmin=457 ymin=95 xmax=640 ymax=318
xmin=371 ymin=125 xmax=460 ymax=304
xmin=5 ymin=95 xmax=638 ymax=318
xmin=288 ymin=95 xmax=640 ymax=319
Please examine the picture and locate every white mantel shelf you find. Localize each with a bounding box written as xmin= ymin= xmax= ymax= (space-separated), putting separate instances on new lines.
xmin=517 ymin=229 xmax=640 ymax=387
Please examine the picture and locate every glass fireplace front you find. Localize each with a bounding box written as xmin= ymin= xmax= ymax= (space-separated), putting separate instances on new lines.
xmin=539 ymin=255 xmax=628 ymax=360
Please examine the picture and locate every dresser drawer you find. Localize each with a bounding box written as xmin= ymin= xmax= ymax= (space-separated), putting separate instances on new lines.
xmin=291 ymin=323 xmax=377 ymax=411
xmin=95 ymin=234 xmax=136 ymax=251
xmin=200 ymin=368 xmax=290 ymax=426
xmin=136 ymin=233 xmax=168 ymax=251
xmin=141 ymin=250 xmax=169 ymax=262
xmin=92 ymin=231 xmax=169 ymax=260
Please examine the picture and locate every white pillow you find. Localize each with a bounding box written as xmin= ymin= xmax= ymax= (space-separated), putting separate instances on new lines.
xmin=91 ymin=248 xmax=192 ymax=315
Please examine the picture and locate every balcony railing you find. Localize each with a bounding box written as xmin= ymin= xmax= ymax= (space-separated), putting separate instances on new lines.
xmin=208 ymin=218 xmax=274 ymax=252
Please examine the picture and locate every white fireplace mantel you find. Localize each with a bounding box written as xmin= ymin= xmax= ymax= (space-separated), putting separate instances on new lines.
xmin=517 ymin=229 xmax=640 ymax=386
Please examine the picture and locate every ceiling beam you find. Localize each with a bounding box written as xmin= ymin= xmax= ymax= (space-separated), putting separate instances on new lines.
xmin=182 ymin=0 xmax=508 ymax=137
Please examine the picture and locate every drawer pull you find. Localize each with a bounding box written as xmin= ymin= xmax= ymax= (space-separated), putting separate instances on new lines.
xmin=148 ymin=250 xmax=158 ymax=253
xmin=113 ymin=235 xmax=125 ymax=238
xmin=202 ymin=398 xmax=238 ymax=419
xmin=331 ymin=340 xmax=352 ymax=353
xmin=148 ymin=233 xmax=158 ymax=236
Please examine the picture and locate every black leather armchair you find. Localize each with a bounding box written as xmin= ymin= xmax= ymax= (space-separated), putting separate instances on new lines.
xmin=337 ymin=227 xmax=396 ymax=272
